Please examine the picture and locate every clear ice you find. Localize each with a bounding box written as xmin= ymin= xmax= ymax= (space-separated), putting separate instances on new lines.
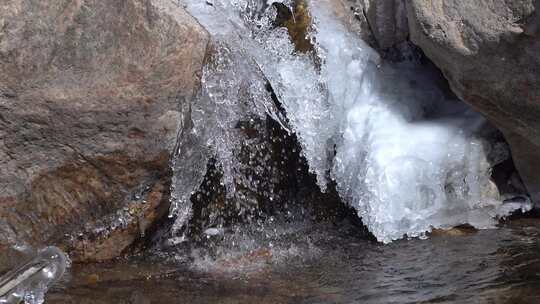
xmin=173 ymin=0 xmax=531 ymax=242
xmin=0 ymin=246 xmax=68 ymax=304
xmin=169 ymin=0 xmax=287 ymax=237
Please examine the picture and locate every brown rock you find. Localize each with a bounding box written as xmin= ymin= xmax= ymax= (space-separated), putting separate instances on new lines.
xmin=406 ymin=0 xmax=540 ymax=203
xmin=66 ymin=180 xmax=170 ymax=262
xmin=430 ymin=226 xmax=478 ymax=237
xmin=0 ymin=0 xmax=209 ymax=260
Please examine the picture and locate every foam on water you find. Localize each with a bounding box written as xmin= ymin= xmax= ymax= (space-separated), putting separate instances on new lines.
xmin=185 ymin=219 xmax=322 ymax=274
xmin=174 ymin=0 xmax=531 ymax=242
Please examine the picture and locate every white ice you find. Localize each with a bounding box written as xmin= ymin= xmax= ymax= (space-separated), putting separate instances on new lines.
xmin=176 ymin=0 xmax=531 ymax=242
xmin=312 ymin=1 xmax=531 ymax=242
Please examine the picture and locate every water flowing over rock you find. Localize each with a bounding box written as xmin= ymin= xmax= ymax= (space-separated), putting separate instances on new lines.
xmin=0 ymin=0 xmax=209 ymax=261
xmin=176 ymin=0 xmax=530 ymax=242
xmin=1 ymin=0 xmax=536 ymax=258
xmin=168 ymin=0 xmax=289 ymax=239
xmin=406 ymin=0 xmax=540 ymax=204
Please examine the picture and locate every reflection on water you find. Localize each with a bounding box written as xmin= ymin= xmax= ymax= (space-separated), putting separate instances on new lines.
xmin=47 ymin=218 xmax=540 ymax=304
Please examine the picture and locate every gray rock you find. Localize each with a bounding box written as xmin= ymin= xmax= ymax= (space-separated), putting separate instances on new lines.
xmin=365 ymin=0 xmax=409 ymax=50
xmin=0 ymin=0 xmax=209 ymax=260
xmin=326 ymin=0 xmax=377 ymax=48
xmin=334 ymin=0 xmax=410 ymax=59
xmin=406 ymin=0 xmax=540 ymax=203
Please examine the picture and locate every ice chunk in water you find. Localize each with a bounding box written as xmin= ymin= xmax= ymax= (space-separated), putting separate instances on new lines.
xmin=0 ymin=247 xmax=68 ymax=304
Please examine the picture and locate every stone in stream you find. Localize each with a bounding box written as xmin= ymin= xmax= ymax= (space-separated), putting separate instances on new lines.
xmin=166 ymin=0 xmax=366 ymax=242
xmin=0 ymin=0 xmax=209 ymax=261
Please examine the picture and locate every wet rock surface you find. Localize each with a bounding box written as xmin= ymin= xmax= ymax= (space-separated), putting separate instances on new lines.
xmin=324 ymin=0 xmax=377 ymax=48
xmin=406 ymin=0 xmax=540 ymax=203
xmin=0 ymin=0 xmax=209 ymax=260
xmin=335 ymin=0 xmax=412 ymax=60
xmin=365 ymin=0 xmax=409 ymax=50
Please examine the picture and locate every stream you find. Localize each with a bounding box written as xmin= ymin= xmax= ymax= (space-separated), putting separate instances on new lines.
xmin=2 ymin=1 xmax=539 ymax=303
xmin=47 ymin=217 xmax=540 ymax=304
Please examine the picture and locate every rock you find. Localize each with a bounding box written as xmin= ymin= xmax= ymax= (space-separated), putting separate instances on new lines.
xmin=323 ymin=0 xmax=377 ymax=48
xmin=65 ymin=180 xmax=171 ymax=262
xmin=365 ymin=0 xmax=409 ymax=50
xmin=430 ymin=225 xmax=477 ymax=237
xmin=274 ymin=0 xmax=313 ymax=53
xmin=0 ymin=0 xmax=209 ymax=261
xmin=274 ymin=0 xmax=377 ymax=52
xmin=332 ymin=0 xmax=411 ymax=59
xmin=406 ymin=0 xmax=540 ymax=203
xmin=504 ymin=131 xmax=540 ymax=204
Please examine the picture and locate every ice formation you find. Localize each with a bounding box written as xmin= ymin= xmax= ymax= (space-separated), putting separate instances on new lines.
xmin=0 ymin=247 xmax=68 ymax=304
xmin=173 ymin=0 xmax=531 ymax=242
xmin=308 ymin=2 xmax=532 ymax=242
xmin=169 ymin=0 xmax=287 ymax=238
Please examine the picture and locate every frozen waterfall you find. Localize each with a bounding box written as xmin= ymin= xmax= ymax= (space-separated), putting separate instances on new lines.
xmin=172 ymin=0 xmax=531 ymax=242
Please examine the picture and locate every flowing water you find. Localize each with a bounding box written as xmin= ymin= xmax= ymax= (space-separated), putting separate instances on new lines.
xmin=4 ymin=1 xmax=540 ymax=303
xmin=46 ymin=217 xmax=540 ymax=304
xmin=169 ymin=0 xmax=531 ymax=244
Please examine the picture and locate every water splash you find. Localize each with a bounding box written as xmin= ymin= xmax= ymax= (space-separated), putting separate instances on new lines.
xmin=169 ymin=0 xmax=288 ymax=238
xmin=173 ymin=0 xmax=530 ymax=242
xmin=176 ymin=217 xmax=324 ymax=274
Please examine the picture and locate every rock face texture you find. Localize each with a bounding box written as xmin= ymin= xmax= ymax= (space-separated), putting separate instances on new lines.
xmin=406 ymin=0 xmax=540 ymax=203
xmin=329 ymin=0 xmax=377 ymax=47
xmin=336 ymin=0 xmax=409 ymax=51
xmin=0 ymin=0 xmax=209 ymax=261
xmin=365 ymin=0 xmax=409 ymax=50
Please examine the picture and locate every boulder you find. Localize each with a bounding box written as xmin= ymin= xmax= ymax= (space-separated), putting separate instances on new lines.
xmin=406 ymin=0 xmax=540 ymax=203
xmin=0 ymin=0 xmax=209 ymax=261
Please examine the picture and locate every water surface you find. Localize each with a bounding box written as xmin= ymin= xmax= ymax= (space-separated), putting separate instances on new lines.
xmin=46 ymin=217 xmax=540 ymax=304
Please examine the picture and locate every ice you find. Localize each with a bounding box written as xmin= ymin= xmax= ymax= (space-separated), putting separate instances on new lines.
xmin=170 ymin=0 xmax=287 ymax=235
xmin=175 ymin=0 xmax=530 ymax=242
xmin=310 ymin=1 xmax=530 ymax=242
xmin=0 ymin=247 xmax=68 ymax=304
